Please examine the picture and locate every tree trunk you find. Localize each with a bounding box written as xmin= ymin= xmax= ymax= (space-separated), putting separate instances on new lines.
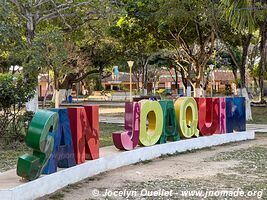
xmin=141 ymin=64 xmax=145 ymax=95
xmin=25 ymin=12 xmax=39 ymax=112
xmin=25 ymin=87 xmax=39 ymax=112
xmin=174 ymin=66 xmax=179 ymax=94
xmin=241 ymin=88 xmax=253 ymax=121
xmin=258 ymin=16 xmax=267 ymax=103
xmin=42 ymin=73 xmax=51 ymax=109
xmin=54 ymin=71 xmax=60 ymax=108
xmin=240 ymin=34 xmax=252 ymax=88
xmin=144 ymin=63 xmax=148 ymax=95
xmin=194 ymin=80 xmax=201 ymax=97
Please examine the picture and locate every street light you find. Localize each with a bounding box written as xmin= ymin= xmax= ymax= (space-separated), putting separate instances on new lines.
xmin=127 ymin=61 xmax=134 ymax=102
xmin=209 ymin=64 xmax=214 ymax=97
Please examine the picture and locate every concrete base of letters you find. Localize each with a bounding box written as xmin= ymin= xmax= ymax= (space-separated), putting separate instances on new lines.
xmin=0 ymin=130 xmax=255 ymax=200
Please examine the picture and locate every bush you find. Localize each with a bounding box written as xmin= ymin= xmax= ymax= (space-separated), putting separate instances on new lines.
xmin=0 ymin=73 xmax=35 ymax=144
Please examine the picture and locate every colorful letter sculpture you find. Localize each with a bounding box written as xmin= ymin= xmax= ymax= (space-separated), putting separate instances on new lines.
xmin=226 ymin=97 xmax=246 ymax=133
xmin=174 ymin=97 xmax=199 ymax=138
xmin=68 ymin=106 xmax=99 ymax=164
xmin=139 ymin=101 xmax=163 ymax=146
xmin=195 ymin=98 xmax=219 ymax=135
xmin=17 ymin=110 xmax=58 ymax=180
xmin=113 ymin=102 xmax=140 ymax=150
xmin=43 ymin=109 xmax=76 ymax=174
xmin=217 ymin=98 xmax=226 ymax=134
xmin=158 ymin=100 xmax=179 ymax=143
xmin=83 ymin=105 xmax=100 ymax=159
xmin=17 ymin=96 xmax=248 ymax=181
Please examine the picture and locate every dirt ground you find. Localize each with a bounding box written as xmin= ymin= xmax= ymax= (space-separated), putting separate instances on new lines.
xmin=41 ymin=134 xmax=267 ymax=200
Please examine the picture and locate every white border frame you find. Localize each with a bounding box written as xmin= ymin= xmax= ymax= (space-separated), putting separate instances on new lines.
xmin=0 ymin=131 xmax=255 ymax=200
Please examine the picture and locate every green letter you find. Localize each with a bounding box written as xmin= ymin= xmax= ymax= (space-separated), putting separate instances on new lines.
xmin=159 ymin=100 xmax=179 ymax=143
xmin=17 ymin=110 xmax=58 ymax=180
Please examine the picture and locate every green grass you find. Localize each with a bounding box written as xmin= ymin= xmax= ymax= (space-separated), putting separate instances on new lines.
xmin=0 ymin=142 xmax=30 ymax=172
xmin=249 ymin=106 xmax=267 ymax=124
xmin=99 ymin=122 xmax=122 ymax=147
xmin=0 ymin=122 xmax=121 ymax=172
xmin=101 ymin=112 xmax=124 ymax=117
xmin=49 ymin=192 xmax=65 ymax=200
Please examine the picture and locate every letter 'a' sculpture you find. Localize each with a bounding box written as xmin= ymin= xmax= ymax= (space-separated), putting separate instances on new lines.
xmin=42 ymin=108 xmax=76 ymax=174
xmin=17 ymin=110 xmax=58 ymax=180
xmin=158 ymin=100 xmax=179 ymax=143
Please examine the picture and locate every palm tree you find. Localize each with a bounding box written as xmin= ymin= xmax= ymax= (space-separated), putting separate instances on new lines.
xmin=220 ymin=0 xmax=257 ymax=120
xmin=257 ymin=10 xmax=267 ymax=103
xmin=221 ymin=0 xmax=255 ymax=89
xmin=221 ymin=0 xmax=267 ymax=103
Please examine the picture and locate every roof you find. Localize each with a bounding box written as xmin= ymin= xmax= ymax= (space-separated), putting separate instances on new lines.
xmin=102 ymin=72 xmax=138 ymax=83
xmin=38 ymin=74 xmax=49 ymax=82
xmin=213 ymin=70 xmax=250 ymax=83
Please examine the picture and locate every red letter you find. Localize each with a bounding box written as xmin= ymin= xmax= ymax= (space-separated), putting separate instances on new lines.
xmin=195 ymin=98 xmax=219 ymax=135
xmin=68 ymin=106 xmax=99 ymax=164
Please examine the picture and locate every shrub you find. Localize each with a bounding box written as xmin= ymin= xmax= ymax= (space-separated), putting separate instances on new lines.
xmin=0 ymin=73 xmax=35 ymax=144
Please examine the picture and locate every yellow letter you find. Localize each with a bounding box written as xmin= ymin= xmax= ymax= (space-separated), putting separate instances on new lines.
xmin=174 ymin=97 xmax=199 ymax=138
xmin=139 ymin=100 xmax=163 ymax=146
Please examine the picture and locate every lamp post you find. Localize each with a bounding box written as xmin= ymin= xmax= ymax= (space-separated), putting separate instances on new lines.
xmin=152 ymin=75 xmax=157 ymax=95
xmin=209 ymin=64 xmax=214 ymax=97
xmin=127 ymin=61 xmax=134 ymax=102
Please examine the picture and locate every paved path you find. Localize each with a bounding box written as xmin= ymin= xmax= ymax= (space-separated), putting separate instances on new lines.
xmin=61 ymin=101 xmax=125 ymax=108
xmin=100 ymin=116 xmax=124 ymax=124
xmin=246 ymin=124 xmax=267 ymax=132
xmin=41 ymin=134 xmax=267 ymax=200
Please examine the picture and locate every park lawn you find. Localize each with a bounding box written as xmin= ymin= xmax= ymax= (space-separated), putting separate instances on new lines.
xmin=249 ymin=106 xmax=267 ymax=124
xmin=99 ymin=123 xmax=122 ymax=147
xmin=0 ymin=123 xmax=121 ymax=172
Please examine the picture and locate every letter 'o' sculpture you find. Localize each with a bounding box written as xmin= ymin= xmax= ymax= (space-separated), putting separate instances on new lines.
xmin=174 ymin=97 xmax=199 ymax=138
xmin=139 ymin=100 xmax=163 ymax=146
xmin=17 ymin=110 xmax=58 ymax=180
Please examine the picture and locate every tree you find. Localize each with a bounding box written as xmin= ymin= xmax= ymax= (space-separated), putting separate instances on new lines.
xmin=219 ymin=0 xmax=259 ymax=119
xmin=155 ymin=0 xmax=215 ymax=97
xmin=0 ymin=0 xmax=109 ymax=111
xmin=26 ymin=30 xmax=67 ymax=108
xmin=257 ymin=8 xmax=267 ymax=103
xmin=219 ymin=0 xmax=267 ymax=102
xmin=148 ymin=50 xmax=184 ymax=95
xmin=0 ymin=3 xmax=24 ymax=73
xmin=219 ymin=0 xmax=256 ymax=89
xmin=109 ymin=0 xmax=162 ymax=94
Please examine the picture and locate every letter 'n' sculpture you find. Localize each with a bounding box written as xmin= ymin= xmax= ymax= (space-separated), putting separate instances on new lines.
xmin=68 ymin=106 xmax=99 ymax=164
xmin=17 ymin=110 xmax=58 ymax=180
xmin=112 ymin=102 xmax=140 ymax=150
xmin=226 ymin=97 xmax=246 ymax=133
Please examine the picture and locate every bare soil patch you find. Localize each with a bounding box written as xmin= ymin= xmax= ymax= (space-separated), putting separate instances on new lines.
xmin=41 ymin=134 xmax=267 ymax=200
